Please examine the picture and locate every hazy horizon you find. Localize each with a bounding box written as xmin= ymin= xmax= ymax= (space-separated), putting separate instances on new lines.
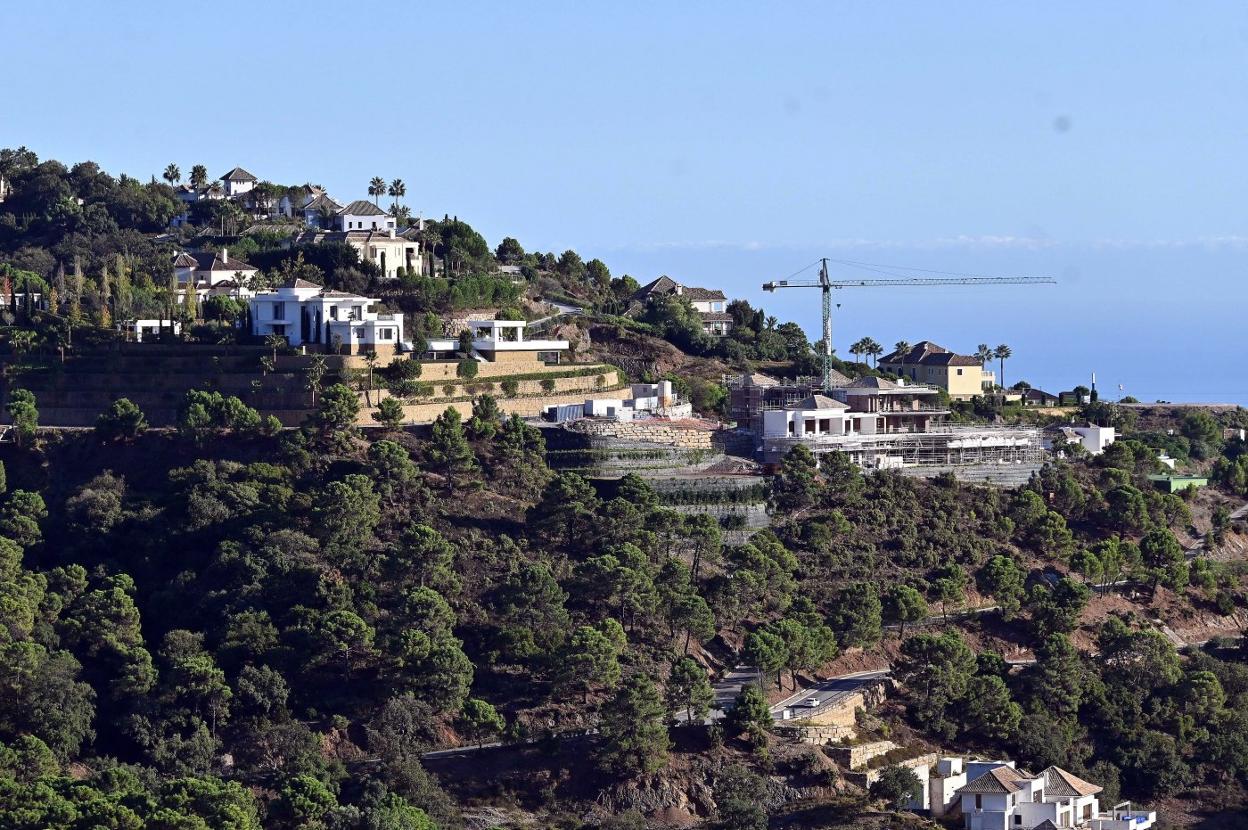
xmin=5 ymin=0 xmax=1246 ymax=403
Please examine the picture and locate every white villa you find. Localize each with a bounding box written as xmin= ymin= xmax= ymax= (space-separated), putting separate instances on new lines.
xmin=290 ymin=193 xmax=423 ymax=279
xmin=292 ymin=227 xmax=422 ymax=280
xmin=948 ymin=759 xmax=1154 ymax=830
xmin=301 ymin=191 xmax=344 ymax=228
xmin=121 ymin=319 xmax=181 ymax=342
xmin=333 ymin=200 xmax=396 ymax=232
xmin=1056 ymin=425 xmax=1116 ymax=456
xmin=172 ymin=249 xmax=259 ymax=299
xmin=250 ymin=279 xmax=404 ymax=354
xmin=631 ymin=276 xmax=734 ymax=336
xmin=220 ymin=166 xmax=258 ymax=197
xmin=545 ymin=381 xmax=693 ymax=422
xmin=427 ymin=319 xmax=567 ymax=365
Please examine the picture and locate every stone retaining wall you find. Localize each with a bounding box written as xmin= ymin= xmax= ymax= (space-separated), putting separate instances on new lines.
xmin=567 ymin=419 xmax=722 ymax=450
xmin=670 ymin=504 xmax=771 ymax=529
xmin=773 ymin=723 xmax=858 ymax=745
xmin=825 ymin=740 xmax=898 ymax=771
xmin=843 ymin=753 xmax=939 ymax=790
xmin=348 ymin=369 xmax=622 ymax=427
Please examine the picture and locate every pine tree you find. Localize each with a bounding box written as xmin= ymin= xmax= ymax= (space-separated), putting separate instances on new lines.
xmin=597 ymin=674 xmax=670 ymax=775
xmin=428 ymin=408 xmax=479 ymax=493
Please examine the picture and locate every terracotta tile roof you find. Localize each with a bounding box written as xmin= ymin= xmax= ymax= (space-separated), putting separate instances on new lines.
xmin=744 ymin=373 xmax=779 ymax=387
xmin=700 ymin=312 xmax=734 ymax=322
xmin=881 ymin=340 xmax=981 ymax=368
xmin=336 ymin=199 xmax=391 ymax=217
xmin=220 ymin=166 xmax=257 ymax=182
xmin=792 ymin=394 xmax=848 ymax=410
xmin=825 ymin=369 xmax=852 ymax=387
xmin=301 ymin=193 xmax=343 ymax=213
xmin=684 ymin=286 xmax=727 ymax=301
xmin=174 ymin=251 xmax=257 ymax=272
xmin=1040 ymin=766 xmax=1102 ymax=798
xmin=846 ymin=375 xmax=899 ymax=390
xmin=958 ymin=766 xmax=1031 ymax=795
xmin=632 ymin=275 xmax=680 ymax=300
xmin=925 ymin=352 xmax=983 ymax=367
xmin=281 ymin=278 xmax=322 ymax=289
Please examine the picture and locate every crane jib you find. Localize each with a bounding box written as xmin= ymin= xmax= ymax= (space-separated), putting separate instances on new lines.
xmin=761 ymin=259 xmax=1055 ymax=391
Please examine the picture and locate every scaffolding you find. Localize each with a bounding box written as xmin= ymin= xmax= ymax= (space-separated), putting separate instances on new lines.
xmin=760 ymin=425 xmax=1046 ymax=469
xmin=724 ymin=374 xmax=824 ymax=431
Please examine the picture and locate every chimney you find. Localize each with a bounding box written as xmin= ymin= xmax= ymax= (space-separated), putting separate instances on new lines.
xmin=220 ymin=248 xmax=229 ymax=264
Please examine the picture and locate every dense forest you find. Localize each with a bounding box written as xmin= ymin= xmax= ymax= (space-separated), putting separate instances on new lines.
xmin=0 ymin=384 xmax=1247 ymax=827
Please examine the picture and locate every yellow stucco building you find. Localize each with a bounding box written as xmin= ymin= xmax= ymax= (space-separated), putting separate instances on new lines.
xmin=879 ymin=341 xmax=994 ymax=401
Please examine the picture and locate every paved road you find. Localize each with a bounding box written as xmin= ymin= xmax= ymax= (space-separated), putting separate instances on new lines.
xmin=529 ymin=300 xmax=583 ymax=329
xmin=769 ymin=670 xmax=890 ymax=721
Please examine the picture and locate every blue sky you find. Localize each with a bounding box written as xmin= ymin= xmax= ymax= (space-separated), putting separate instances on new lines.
xmin=5 ymin=1 xmax=1248 ymax=401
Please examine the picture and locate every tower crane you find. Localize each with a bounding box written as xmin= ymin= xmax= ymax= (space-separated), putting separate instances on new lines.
xmin=763 ymin=258 xmax=1056 ymax=391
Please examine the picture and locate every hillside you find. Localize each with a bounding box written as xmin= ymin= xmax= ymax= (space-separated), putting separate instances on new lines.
xmin=7 ymin=147 xmax=1248 ymax=829
xmin=0 ymin=392 xmax=1245 ymax=827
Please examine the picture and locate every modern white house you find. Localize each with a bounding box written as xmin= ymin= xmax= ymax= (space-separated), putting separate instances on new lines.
xmin=1052 ymin=425 xmax=1117 ymax=456
xmin=545 ymin=381 xmax=693 ymax=423
xmin=426 ymin=319 xmax=568 ymax=363
xmin=1072 ymin=425 xmax=1116 ymax=455
xmin=249 ymin=278 xmax=404 ymax=354
xmin=172 ymin=249 xmax=259 ymax=299
xmin=955 ymin=762 xmax=1154 ymax=830
xmin=120 ymin=319 xmax=181 ymax=342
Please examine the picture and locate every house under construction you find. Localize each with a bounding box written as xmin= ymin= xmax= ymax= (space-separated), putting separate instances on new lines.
xmin=725 ymin=372 xmax=1045 ymax=472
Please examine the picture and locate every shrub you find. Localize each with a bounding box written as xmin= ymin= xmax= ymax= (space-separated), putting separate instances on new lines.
xmin=540 ymin=378 xmax=556 ymax=393
xmin=501 ymin=378 xmax=519 ymax=397
xmin=96 ymin=398 xmax=147 ymax=442
xmin=443 ymin=384 xmax=457 ymax=396
xmin=458 ymin=359 xmax=479 ymax=379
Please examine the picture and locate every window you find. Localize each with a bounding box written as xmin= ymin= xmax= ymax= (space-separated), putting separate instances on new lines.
xmin=956 ymin=368 xmax=963 ymax=375
xmin=975 ymin=795 xmax=982 ymax=809
xmin=378 ymin=328 xmax=393 ymax=341
xmin=272 ymin=302 xmax=284 ymax=320
xmin=1013 ymin=816 xmax=1021 ymax=825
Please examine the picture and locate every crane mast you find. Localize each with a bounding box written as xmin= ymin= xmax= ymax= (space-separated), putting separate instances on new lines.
xmin=762 ymin=258 xmax=1056 ymax=392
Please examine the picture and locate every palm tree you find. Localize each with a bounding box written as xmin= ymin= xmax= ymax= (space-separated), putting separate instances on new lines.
xmin=863 ymin=337 xmax=884 ymax=367
xmin=189 ymin=164 xmax=208 ymax=189
xmin=849 ymin=337 xmax=867 ymax=366
xmin=975 ymin=343 xmax=993 ymax=367
xmin=994 ymin=344 xmax=1012 ymax=390
xmin=369 ymin=176 xmax=386 ymax=206
xmin=388 ymin=179 xmax=406 ymax=213
xmin=162 ymin=163 xmax=181 ymax=185
xmin=893 ymin=340 xmax=910 ymax=357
